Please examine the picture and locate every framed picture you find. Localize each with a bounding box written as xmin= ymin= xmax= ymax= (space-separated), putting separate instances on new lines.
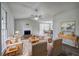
xmin=61 ymin=21 xmax=75 ymax=32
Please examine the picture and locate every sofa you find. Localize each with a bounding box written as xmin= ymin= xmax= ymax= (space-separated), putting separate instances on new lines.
xmin=32 ymin=40 xmax=47 ymax=56
xmin=51 ymin=39 xmax=62 ymax=56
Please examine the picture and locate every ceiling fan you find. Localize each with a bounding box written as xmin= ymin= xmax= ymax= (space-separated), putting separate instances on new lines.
xmin=28 ymin=8 xmax=44 ymax=21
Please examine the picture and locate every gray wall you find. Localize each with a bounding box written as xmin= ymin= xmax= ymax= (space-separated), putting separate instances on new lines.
xmin=15 ymin=19 xmax=39 ymax=35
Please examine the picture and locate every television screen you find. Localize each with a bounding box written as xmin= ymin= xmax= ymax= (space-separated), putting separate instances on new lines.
xmin=24 ymin=30 xmax=31 ymax=35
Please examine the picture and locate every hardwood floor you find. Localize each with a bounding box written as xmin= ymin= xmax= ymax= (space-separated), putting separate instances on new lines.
xmin=60 ymin=44 xmax=79 ymax=56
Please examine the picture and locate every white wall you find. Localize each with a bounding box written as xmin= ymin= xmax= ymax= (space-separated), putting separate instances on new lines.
xmin=15 ymin=19 xmax=39 ymax=35
xmin=53 ymin=8 xmax=79 ymax=46
xmin=1 ymin=3 xmax=14 ymax=54
xmin=1 ymin=3 xmax=14 ymax=36
xmin=53 ymin=9 xmax=79 ymax=39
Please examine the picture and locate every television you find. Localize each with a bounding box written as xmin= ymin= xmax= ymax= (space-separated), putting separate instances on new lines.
xmin=24 ymin=30 xmax=31 ymax=35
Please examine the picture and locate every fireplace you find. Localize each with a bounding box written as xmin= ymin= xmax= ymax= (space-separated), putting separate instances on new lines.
xmin=24 ymin=30 xmax=31 ymax=35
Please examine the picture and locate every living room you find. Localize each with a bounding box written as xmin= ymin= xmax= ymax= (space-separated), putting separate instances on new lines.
xmin=0 ymin=2 xmax=79 ymax=56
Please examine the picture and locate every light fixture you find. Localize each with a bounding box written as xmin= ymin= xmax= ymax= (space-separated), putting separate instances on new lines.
xmin=30 ymin=9 xmax=42 ymax=21
xmin=34 ymin=17 xmax=39 ymax=20
xmin=15 ymin=31 xmax=20 ymax=34
xmin=34 ymin=15 xmax=39 ymax=20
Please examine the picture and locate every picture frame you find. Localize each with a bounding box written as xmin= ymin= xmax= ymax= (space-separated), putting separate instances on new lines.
xmin=61 ymin=21 xmax=76 ymax=33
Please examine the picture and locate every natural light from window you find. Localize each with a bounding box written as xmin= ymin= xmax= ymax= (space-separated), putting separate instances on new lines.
xmin=39 ymin=21 xmax=53 ymax=36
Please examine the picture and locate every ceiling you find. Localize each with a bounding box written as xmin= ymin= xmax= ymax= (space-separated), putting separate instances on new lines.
xmin=7 ymin=2 xmax=79 ymax=20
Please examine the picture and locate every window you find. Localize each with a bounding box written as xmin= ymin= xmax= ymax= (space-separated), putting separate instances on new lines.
xmin=1 ymin=8 xmax=7 ymax=53
xmin=39 ymin=21 xmax=53 ymax=36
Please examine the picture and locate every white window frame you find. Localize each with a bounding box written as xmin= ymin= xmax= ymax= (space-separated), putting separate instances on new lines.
xmin=39 ymin=22 xmax=53 ymax=36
